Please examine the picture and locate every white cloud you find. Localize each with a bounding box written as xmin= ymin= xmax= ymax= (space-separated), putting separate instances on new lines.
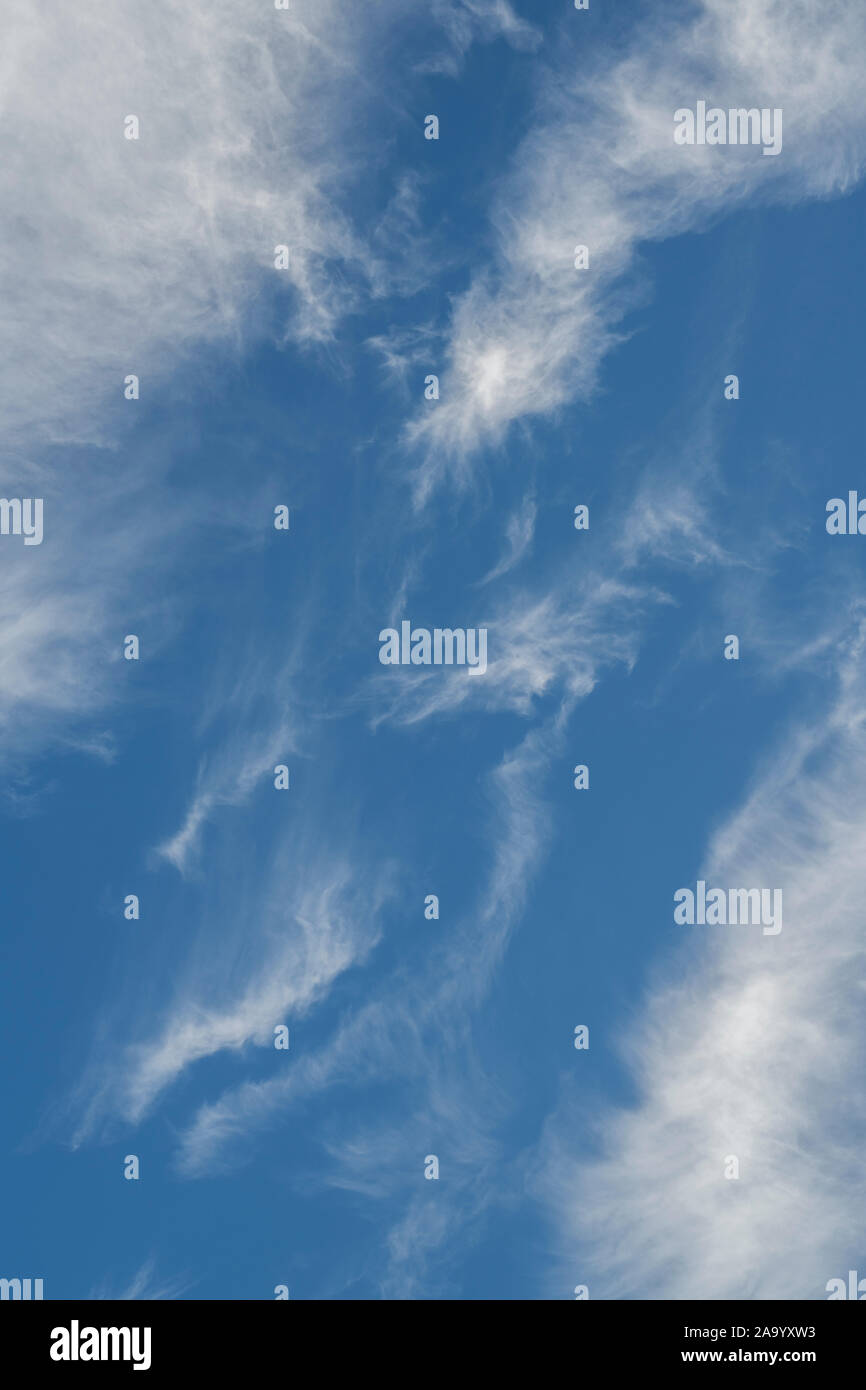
xmin=0 ymin=0 xmax=526 ymax=761
xmin=406 ymin=0 xmax=866 ymax=502
xmin=155 ymin=676 xmax=301 ymax=875
xmin=0 ymin=455 xmax=195 ymax=765
xmin=539 ymin=617 xmax=866 ymax=1299
xmin=171 ymin=712 xmax=559 ymax=1178
xmin=0 ymin=0 xmax=377 ymax=759
xmin=619 ymin=480 xmax=736 ymax=571
xmin=167 ymin=575 xmax=659 ymax=1186
xmin=0 ymin=0 xmax=386 ymax=451
xmin=421 ymin=0 xmax=541 ymax=76
xmin=71 ymin=840 xmax=395 ymax=1140
xmin=370 ymin=572 xmax=665 ymax=727
xmin=90 ymin=1256 xmax=193 ymax=1301
xmin=477 ymin=493 xmax=536 ymax=585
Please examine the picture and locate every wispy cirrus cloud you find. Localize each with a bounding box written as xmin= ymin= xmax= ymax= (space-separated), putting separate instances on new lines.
xmin=154 ymin=647 xmax=307 ymax=875
xmin=476 ymin=493 xmax=537 ymax=586
xmin=407 ymin=0 xmax=866 ymax=503
xmin=161 ymin=575 xmax=660 ymax=1194
xmin=0 ymin=0 xmax=528 ymax=764
xmin=538 ymin=616 xmax=866 ymax=1299
xmin=369 ymin=572 xmax=665 ymax=728
xmin=71 ymin=838 xmax=396 ymax=1141
xmin=33 ymin=0 xmax=864 ymax=1304
xmin=420 ymin=0 xmax=541 ymax=76
xmin=90 ymin=1256 xmax=194 ymax=1302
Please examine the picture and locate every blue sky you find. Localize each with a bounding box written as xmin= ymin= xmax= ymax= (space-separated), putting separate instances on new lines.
xmin=3 ymin=0 xmax=866 ymax=1300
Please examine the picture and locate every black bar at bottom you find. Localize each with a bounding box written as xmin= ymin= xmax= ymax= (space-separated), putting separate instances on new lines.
xmin=0 ymin=1298 xmax=861 ymax=1375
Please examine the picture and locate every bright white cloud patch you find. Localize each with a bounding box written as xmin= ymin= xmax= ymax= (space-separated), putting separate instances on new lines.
xmin=408 ymin=0 xmax=866 ymax=501
xmin=542 ymin=630 xmax=866 ymax=1299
